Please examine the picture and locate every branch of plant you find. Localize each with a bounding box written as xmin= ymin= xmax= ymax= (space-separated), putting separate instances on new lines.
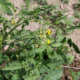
xmin=5 ymin=37 xmax=33 ymax=50
xmin=3 ymin=19 xmax=37 ymax=41
xmin=62 ymin=65 xmax=80 ymax=70
xmin=3 ymin=23 xmax=22 ymax=41
xmin=2 ymin=38 xmax=35 ymax=55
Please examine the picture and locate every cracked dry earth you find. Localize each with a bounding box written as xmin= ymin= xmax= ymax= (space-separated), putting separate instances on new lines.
xmin=2 ymin=0 xmax=80 ymax=80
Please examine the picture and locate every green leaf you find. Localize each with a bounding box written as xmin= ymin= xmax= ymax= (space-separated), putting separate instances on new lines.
xmin=0 ymin=0 xmax=13 ymax=15
xmin=66 ymin=54 xmax=74 ymax=64
xmin=45 ymin=20 xmax=50 ymax=26
xmin=39 ymin=74 xmax=44 ymax=80
xmin=73 ymin=43 xmax=80 ymax=53
xmin=34 ymin=68 xmax=40 ymax=76
xmin=0 ymin=74 xmax=4 ymax=80
xmin=2 ymin=66 xmax=22 ymax=70
xmin=39 ymin=65 xmax=50 ymax=74
xmin=47 ymin=46 xmax=53 ymax=58
xmin=42 ymin=5 xmax=52 ymax=9
xmin=11 ymin=74 xmax=18 ymax=80
xmin=68 ymin=38 xmax=80 ymax=53
xmin=57 ymin=30 xmax=64 ymax=43
xmin=68 ymin=16 xmax=75 ymax=22
xmin=43 ymin=69 xmax=63 ymax=80
xmin=0 ymin=33 xmax=3 ymax=64
xmin=61 ymin=37 xmax=66 ymax=43
xmin=25 ymin=0 xmax=30 ymax=9
xmin=12 ymin=35 xmax=21 ymax=39
xmin=22 ymin=10 xmax=34 ymax=15
xmin=47 ymin=58 xmax=63 ymax=69
xmin=68 ymin=38 xmax=72 ymax=47
xmin=5 ymin=0 xmax=15 ymax=11
xmin=2 ymin=62 xmax=22 ymax=70
xmin=66 ymin=26 xmax=80 ymax=32
xmin=19 ymin=42 xmax=24 ymax=46
xmin=62 ymin=9 xmax=68 ymax=13
xmin=60 ymin=19 xmax=66 ymax=24
xmin=70 ymin=70 xmax=77 ymax=80
xmin=76 ymin=72 xmax=80 ymax=80
xmin=48 ymin=69 xmax=63 ymax=80
xmin=0 ymin=33 xmax=3 ymax=49
xmin=53 ymin=5 xmax=60 ymax=10
xmin=0 ymin=51 xmax=2 ymax=65
xmin=30 ymin=43 xmax=47 ymax=54
xmin=24 ymin=77 xmax=33 ymax=80
xmin=51 ymin=43 xmax=62 ymax=47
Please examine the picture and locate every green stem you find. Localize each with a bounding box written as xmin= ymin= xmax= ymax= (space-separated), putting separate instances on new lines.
xmin=3 ymin=23 xmax=22 ymax=41
xmin=0 ymin=33 xmax=3 ymax=65
xmin=2 ymin=38 xmax=34 ymax=55
xmin=2 ymin=49 xmax=22 ymax=55
xmin=3 ymin=20 xmax=35 ymax=41
xmin=29 ymin=20 xmax=35 ymax=22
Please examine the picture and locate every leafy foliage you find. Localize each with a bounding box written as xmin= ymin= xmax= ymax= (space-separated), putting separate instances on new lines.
xmin=0 ymin=0 xmax=80 ymax=80
xmin=70 ymin=70 xmax=80 ymax=80
xmin=0 ymin=0 xmax=15 ymax=15
xmin=68 ymin=38 xmax=80 ymax=53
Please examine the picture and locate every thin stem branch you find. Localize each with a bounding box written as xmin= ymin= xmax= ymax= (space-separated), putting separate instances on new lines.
xmin=62 ymin=66 xmax=80 ymax=70
xmin=2 ymin=38 xmax=35 ymax=55
xmin=3 ymin=23 xmax=22 ymax=41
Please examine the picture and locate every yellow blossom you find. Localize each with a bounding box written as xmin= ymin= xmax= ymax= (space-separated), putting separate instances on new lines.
xmin=40 ymin=31 xmax=42 ymax=33
xmin=42 ymin=41 xmax=44 ymax=44
xmin=46 ymin=39 xmax=51 ymax=45
xmin=39 ymin=35 xmax=46 ymax=38
xmin=39 ymin=35 xmax=42 ymax=37
xmin=46 ymin=29 xmax=52 ymax=35
xmin=12 ymin=19 xmax=16 ymax=25
xmin=35 ymin=44 xmax=38 ymax=48
xmin=43 ymin=35 xmax=46 ymax=38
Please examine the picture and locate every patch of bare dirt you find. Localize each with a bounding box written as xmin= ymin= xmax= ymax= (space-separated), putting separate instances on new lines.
xmin=61 ymin=58 xmax=80 ymax=80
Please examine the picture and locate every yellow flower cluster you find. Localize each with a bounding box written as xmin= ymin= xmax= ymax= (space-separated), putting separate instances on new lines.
xmin=39 ymin=35 xmax=46 ymax=38
xmin=46 ymin=29 xmax=52 ymax=35
xmin=12 ymin=19 xmax=16 ymax=25
xmin=46 ymin=39 xmax=51 ymax=45
xmin=46 ymin=29 xmax=52 ymax=45
xmin=35 ymin=44 xmax=38 ymax=48
xmin=39 ymin=29 xmax=52 ymax=45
